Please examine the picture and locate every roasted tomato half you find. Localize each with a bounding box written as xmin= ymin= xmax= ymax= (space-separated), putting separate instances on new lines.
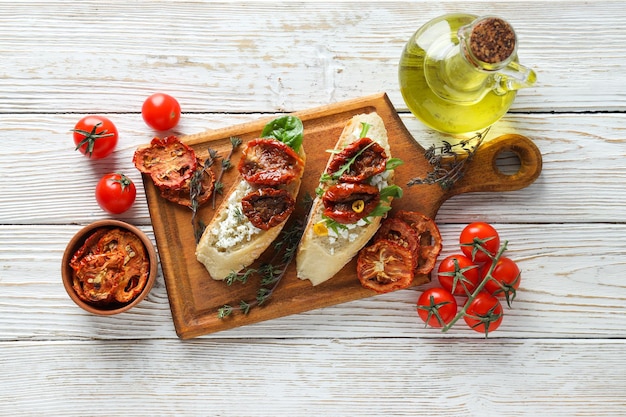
xmin=395 ymin=211 xmax=443 ymax=275
xmin=133 ymin=135 xmax=197 ymax=189
xmin=238 ymin=138 xmax=304 ymax=187
xmin=357 ymin=239 xmax=415 ymax=293
xmin=322 ymin=183 xmax=380 ymax=224
xmin=374 ymin=217 xmax=420 ymax=260
xmin=241 ymin=188 xmax=296 ymax=230
xmin=159 ymin=159 xmax=216 ymax=208
xmin=326 ymin=137 xmax=388 ymax=183
xmin=70 ymin=228 xmax=150 ymax=305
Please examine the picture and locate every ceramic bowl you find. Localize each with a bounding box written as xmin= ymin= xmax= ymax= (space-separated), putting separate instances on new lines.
xmin=61 ymin=219 xmax=158 ymax=315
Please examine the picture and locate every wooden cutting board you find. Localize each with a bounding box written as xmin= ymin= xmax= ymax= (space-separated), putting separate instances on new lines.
xmin=143 ymin=93 xmax=543 ymax=339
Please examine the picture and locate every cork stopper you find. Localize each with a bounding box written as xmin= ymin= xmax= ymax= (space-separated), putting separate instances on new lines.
xmin=469 ymin=17 xmax=516 ymax=64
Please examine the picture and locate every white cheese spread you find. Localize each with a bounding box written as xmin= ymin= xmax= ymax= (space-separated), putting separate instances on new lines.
xmin=210 ymin=181 xmax=262 ymax=251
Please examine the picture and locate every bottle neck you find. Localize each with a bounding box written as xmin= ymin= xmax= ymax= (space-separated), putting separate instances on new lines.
xmin=430 ymin=16 xmax=519 ymax=104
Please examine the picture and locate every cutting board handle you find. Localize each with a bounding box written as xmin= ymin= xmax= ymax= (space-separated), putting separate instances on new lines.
xmin=448 ymin=133 xmax=543 ymax=196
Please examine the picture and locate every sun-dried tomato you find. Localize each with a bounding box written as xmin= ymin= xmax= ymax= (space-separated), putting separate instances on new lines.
xmin=374 ymin=216 xmax=420 ymax=259
xmin=395 ymin=211 xmax=443 ymax=275
xmin=159 ymin=159 xmax=216 ymax=208
xmin=322 ymin=182 xmax=380 ymax=224
xmin=241 ymin=188 xmax=295 ymax=230
xmin=326 ymin=137 xmax=387 ymax=183
xmin=133 ymin=135 xmax=197 ymax=190
xmin=70 ymin=228 xmax=150 ymax=305
xmin=357 ymin=239 xmax=415 ymax=293
xmin=237 ymin=138 xmax=304 ymax=187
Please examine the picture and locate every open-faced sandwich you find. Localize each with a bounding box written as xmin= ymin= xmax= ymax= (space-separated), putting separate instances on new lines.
xmin=195 ymin=116 xmax=306 ymax=280
xmin=296 ymin=112 xmax=403 ymax=286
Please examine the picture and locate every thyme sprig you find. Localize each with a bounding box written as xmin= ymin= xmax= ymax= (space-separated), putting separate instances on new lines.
xmin=190 ymin=161 xmax=209 ymax=243
xmin=190 ymin=137 xmax=242 ymax=243
xmin=212 ymin=136 xmax=242 ymax=209
xmin=217 ymin=215 xmax=307 ymax=319
xmin=408 ymin=127 xmax=490 ymax=190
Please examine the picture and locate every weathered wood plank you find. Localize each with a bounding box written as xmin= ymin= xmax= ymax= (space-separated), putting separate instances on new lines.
xmin=2 ymin=339 xmax=625 ymax=416
xmin=0 ymin=1 xmax=625 ymax=113
xmin=1 ymin=112 xmax=625 ymax=225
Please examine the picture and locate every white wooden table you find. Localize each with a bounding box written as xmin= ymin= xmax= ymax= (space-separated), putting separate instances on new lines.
xmin=2 ymin=1 xmax=625 ymax=415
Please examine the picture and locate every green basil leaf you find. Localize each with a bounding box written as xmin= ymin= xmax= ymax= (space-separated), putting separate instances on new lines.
xmin=261 ymin=115 xmax=304 ymax=152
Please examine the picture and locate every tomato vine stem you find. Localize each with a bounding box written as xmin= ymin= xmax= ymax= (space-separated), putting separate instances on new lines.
xmin=441 ymin=240 xmax=509 ymax=333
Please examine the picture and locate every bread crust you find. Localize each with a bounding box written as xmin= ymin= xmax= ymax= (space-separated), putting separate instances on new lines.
xmin=195 ymin=145 xmax=305 ymax=280
xmin=296 ymin=112 xmax=395 ymax=286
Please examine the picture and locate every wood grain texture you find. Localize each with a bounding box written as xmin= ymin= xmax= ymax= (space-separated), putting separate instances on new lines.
xmin=2 ymin=339 xmax=626 ymax=417
xmin=1 ymin=1 xmax=625 ymax=114
xmin=1 ymin=1 xmax=626 ymax=415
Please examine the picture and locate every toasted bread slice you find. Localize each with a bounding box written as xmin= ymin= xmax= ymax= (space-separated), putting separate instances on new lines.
xmin=296 ymin=112 xmax=396 ymax=286
xmin=196 ymin=144 xmax=305 ymax=280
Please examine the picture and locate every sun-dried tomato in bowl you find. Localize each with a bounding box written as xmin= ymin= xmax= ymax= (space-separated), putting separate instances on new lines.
xmin=61 ymin=220 xmax=157 ymax=315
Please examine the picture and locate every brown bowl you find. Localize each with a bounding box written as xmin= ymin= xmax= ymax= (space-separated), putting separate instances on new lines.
xmin=61 ymin=219 xmax=158 ymax=315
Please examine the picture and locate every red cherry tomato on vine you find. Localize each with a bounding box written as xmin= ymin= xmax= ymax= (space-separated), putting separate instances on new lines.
xmin=142 ymin=92 xmax=181 ymax=131
xmin=95 ymin=173 xmax=137 ymax=214
xmin=459 ymin=222 xmax=500 ymax=263
xmin=72 ymin=115 xmax=118 ymax=159
xmin=463 ymin=292 xmax=503 ymax=337
xmin=416 ymin=287 xmax=458 ymax=328
xmin=437 ymin=254 xmax=480 ymax=296
xmin=482 ymin=256 xmax=521 ymax=306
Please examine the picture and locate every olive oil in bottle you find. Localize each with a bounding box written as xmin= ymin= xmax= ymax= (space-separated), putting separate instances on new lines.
xmin=398 ymin=14 xmax=536 ymax=135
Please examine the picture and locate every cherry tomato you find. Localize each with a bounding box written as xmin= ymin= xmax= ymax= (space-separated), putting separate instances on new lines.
xmin=437 ymin=254 xmax=481 ymax=296
xmin=72 ymin=115 xmax=118 ymax=159
xmin=95 ymin=173 xmax=137 ymax=214
xmin=459 ymin=222 xmax=500 ymax=263
xmin=142 ymin=92 xmax=181 ymax=131
xmin=482 ymin=256 xmax=521 ymax=306
xmin=463 ymin=292 xmax=503 ymax=337
xmin=416 ymin=287 xmax=458 ymax=328
xmin=357 ymin=239 xmax=415 ymax=293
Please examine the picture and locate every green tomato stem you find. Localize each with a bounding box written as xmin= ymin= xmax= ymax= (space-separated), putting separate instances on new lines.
xmin=441 ymin=240 xmax=509 ymax=332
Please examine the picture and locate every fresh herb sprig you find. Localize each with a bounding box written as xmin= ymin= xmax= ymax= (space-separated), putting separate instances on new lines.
xmin=190 ymin=162 xmax=210 ymax=243
xmin=190 ymin=137 xmax=242 ymax=243
xmin=408 ymin=127 xmax=490 ymax=190
xmin=212 ymin=136 xmax=242 ymax=209
xmin=317 ymin=122 xmax=373 ymax=191
xmin=217 ymin=215 xmax=307 ymax=319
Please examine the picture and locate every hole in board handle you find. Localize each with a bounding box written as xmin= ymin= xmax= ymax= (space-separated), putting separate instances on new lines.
xmin=495 ymin=149 xmax=522 ymax=176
